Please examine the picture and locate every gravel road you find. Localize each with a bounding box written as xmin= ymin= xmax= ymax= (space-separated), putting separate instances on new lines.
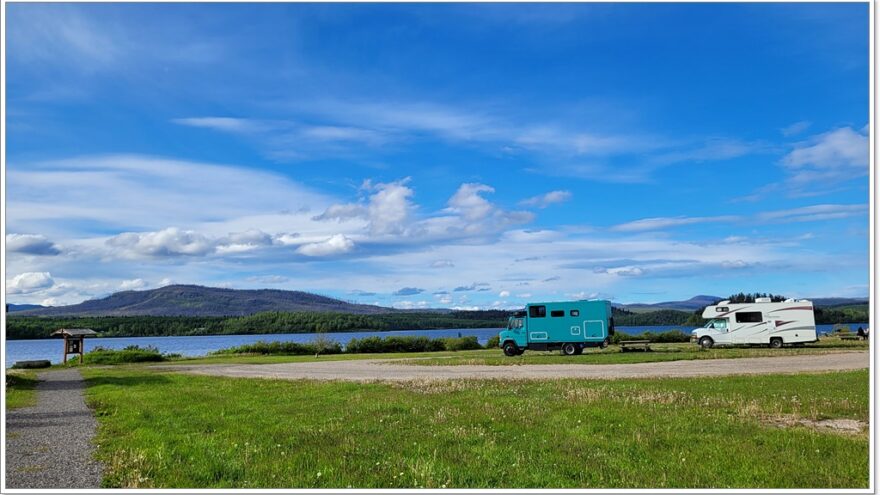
xmin=5 ymin=369 xmax=103 ymax=489
xmin=159 ymin=351 xmax=869 ymax=382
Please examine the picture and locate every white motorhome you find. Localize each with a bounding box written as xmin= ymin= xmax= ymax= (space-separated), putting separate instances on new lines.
xmin=690 ymin=298 xmax=817 ymax=348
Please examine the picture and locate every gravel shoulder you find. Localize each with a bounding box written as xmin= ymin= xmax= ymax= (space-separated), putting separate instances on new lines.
xmin=157 ymin=350 xmax=869 ymax=382
xmin=5 ymin=369 xmax=103 ymax=489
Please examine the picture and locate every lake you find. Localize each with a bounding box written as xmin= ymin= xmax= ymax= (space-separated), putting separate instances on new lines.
xmin=4 ymin=323 xmax=868 ymax=367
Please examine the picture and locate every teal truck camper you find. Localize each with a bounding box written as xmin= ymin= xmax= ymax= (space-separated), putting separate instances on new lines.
xmin=498 ymin=300 xmax=614 ymax=356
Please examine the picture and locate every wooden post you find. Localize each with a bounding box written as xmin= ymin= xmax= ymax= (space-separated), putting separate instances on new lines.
xmin=63 ymin=335 xmax=68 ymax=364
xmin=79 ymin=337 xmax=84 ymax=364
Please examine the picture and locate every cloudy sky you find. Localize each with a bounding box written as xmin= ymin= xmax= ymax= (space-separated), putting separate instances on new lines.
xmin=5 ymin=3 xmax=869 ymax=309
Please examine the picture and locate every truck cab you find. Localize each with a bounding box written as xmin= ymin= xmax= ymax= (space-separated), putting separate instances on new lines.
xmin=498 ymin=300 xmax=613 ymax=356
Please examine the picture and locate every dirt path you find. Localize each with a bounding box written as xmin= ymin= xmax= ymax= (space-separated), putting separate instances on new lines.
xmin=158 ymin=351 xmax=869 ymax=382
xmin=5 ymin=369 xmax=103 ymax=489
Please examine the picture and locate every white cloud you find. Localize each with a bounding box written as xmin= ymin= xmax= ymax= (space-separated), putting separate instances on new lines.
xmin=295 ymin=234 xmax=355 ymax=257
xmin=6 ymin=233 xmax=61 ymax=255
xmin=312 ymin=203 xmax=367 ymax=222
xmin=119 ymin=278 xmax=147 ymax=290
xmin=6 ymin=272 xmax=55 ymax=294
xmin=519 ymin=190 xmax=572 ymax=208
xmin=447 ymin=183 xmax=496 ymax=221
xmin=173 ymin=117 xmax=268 ymax=134
xmin=611 ymin=215 xmax=740 ymax=232
xmin=757 ymin=204 xmax=866 ymax=223
xmin=781 ymin=121 xmax=811 ymax=137
xmin=158 ymin=278 xmax=174 ymax=287
xmin=434 ymin=294 xmax=453 ymax=304
xmin=312 ymin=179 xmax=413 ymax=236
xmin=430 ymin=259 xmax=455 ymax=268
xmin=393 ymin=287 xmax=425 ymax=296
xmin=6 ymin=155 xmax=333 ymax=236
xmin=781 ymin=126 xmax=868 ymax=185
xmin=499 ymin=290 xmax=511 ymax=297
xmin=366 ymin=179 xmax=415 ymax=236
xmin=247 ymin=275 xmax=289 ymax=285
xmin=107 ymin=228 xmax=214 ymax=257
xmin=391 ymin=300 xmax=431 ymax=310
xmin=215 ymin=229 xmax=275 ymax=254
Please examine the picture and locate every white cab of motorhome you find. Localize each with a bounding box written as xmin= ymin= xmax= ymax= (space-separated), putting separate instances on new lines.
xmin=690 ymin=298 xmax=817 ymax=348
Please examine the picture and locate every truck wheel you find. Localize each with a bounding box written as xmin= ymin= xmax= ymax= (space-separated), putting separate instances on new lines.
xmin=574 ymin=346 xmax=584 ymax=355
xmin=562 ymin=343 xmax=577 ymax=356
xmin=503 ymin=342 xmax=519 ymax=357
xmin=699 ymin=337 xmax=714 ymax=349
xmin=600 ymin=337 xmax=610 ymax=349
xmin=769 ymin=337 xmax=783 ymax=349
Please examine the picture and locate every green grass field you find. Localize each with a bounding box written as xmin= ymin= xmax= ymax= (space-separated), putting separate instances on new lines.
xmin=397 ymin=339 xmax=869 ymax=366
xmin=5 ymin=370 xmax=39 ymax=410
xmin=82 ymin=368 xmax=868 ymax=488
xmin=131 ymin=337 xmax=866 ymax=368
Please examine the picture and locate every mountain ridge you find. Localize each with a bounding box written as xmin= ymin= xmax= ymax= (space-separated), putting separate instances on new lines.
xmin=14 ymin=285 xmax=391 ymax=317
xmin=10 ymin=285 xmax=868 ymax=317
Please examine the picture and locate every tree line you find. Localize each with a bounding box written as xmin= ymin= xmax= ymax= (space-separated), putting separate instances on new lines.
xmin=7 ymin=298 xmax=867 ymax=340
xmin=5 ymin=311 xmax=508 ymax=340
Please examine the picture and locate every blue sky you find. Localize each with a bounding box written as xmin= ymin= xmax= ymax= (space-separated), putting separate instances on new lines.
xmin=5 ymin=3 xmax=870 ymax=309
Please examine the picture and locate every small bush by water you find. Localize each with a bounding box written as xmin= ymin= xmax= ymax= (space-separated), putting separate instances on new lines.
xmin=345 ymin=335 xmax=447 ymax=353
xmin=82 ymin=345 xmax=167 ymax=365
xmin=441 ymin=336 xmax=482 ymax=351
xmin=612 ymin=330 xmax=691 ymax=344
xmin=211 ymin=340 xmax=343 ymax=356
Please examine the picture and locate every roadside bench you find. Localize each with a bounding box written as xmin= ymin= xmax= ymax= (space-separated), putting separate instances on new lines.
xmin=619 ymin=340 xmax=651 ymax=352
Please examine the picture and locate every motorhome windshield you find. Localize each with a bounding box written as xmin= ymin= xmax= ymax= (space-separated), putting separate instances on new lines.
xmin=704 ymin=319 xmax=728 ymax=330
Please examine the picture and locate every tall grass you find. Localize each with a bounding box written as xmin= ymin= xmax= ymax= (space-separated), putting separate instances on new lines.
xmin=83 ymin=368 xmax=869 ymax=488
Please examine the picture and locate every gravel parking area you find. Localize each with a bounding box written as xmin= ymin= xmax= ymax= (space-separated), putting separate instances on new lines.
xmin=159 ymin=351 xmax=869 ymax=382
xmin=5 ymin=369 xmax=103 ymax=489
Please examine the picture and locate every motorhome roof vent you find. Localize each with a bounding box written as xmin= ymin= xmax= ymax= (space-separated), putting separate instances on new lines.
xmin=755 ymin=297 xmax=772 ymax=303
xmin=784 ymin=298 xmax=795 ymax=302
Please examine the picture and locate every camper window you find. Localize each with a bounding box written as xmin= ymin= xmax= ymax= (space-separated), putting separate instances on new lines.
xmin=550 ymin=310 xmax=564 ymax=317
xmin=529 ymin=305 xmax=546 ymax=318
xmin=570 ymin=310 xmax=580 ymax=317
xmin=735 ymin=312 xmax=763 ymax=323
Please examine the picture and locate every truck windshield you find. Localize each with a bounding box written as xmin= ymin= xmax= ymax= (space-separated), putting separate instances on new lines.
xmin=508 ymin=318 xmax=523 ymax=330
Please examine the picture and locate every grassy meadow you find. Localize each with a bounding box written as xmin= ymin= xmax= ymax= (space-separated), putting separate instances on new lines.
xmin=397 ymin=339 xmax=870 ymax=366
xmin=81 ymin=368 xmax=868 ymax=488
xmin=5 ymin=370 xmax=39 ymax=410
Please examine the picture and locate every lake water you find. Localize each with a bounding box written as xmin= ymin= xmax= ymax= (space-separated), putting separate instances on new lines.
xmin=4 ymin=323 xmax=869 ymax=367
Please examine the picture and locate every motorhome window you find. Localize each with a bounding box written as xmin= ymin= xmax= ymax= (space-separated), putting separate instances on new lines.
xmin=570 ymin=310 xmax=580 ymax=317
xmin=735 ymin=312 xmax=763 ymax=323
xmin=509 ymin=319 xmax=523 ymax=329
xmin=550 ymin=310 xmax=564 ymax=317
xmin=716 ymin=307 xmax=728 ymax=313
xmin=529 ymin=306 xmax=546 ymax=318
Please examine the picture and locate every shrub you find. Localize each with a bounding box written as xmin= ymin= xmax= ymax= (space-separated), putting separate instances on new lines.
xmin=611 ymin=330 xmax=691 ymax=344
xmin=486 ymin=334 xmax=500 ymax=348
xmin=82 ymin=346 xmax=166 ymax=365
xmin=211 ymin=340 xmax=342 ymax=356
xmin=345 ymin=336 xmax=446 ymax=354
xmin=442 ymin=336 xmax=482 ymax=351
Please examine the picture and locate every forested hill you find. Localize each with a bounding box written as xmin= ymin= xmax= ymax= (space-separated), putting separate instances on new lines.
xmin=14 ymin=285 xmax=391 ymax=317
xmin=6 ymin=311 xmax=512 ymax=340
